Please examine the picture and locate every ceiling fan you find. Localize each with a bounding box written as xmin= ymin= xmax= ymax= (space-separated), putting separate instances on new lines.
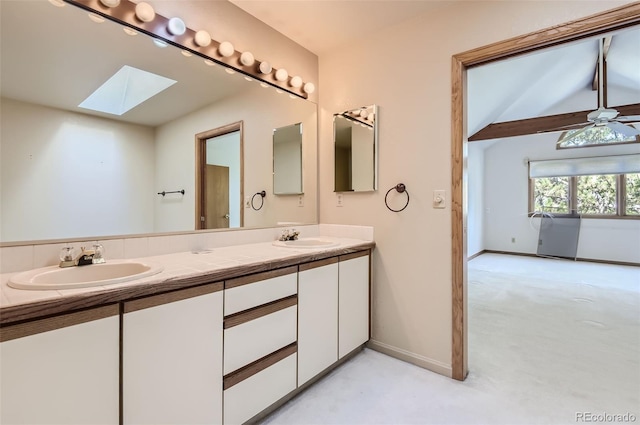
xmin=554 ymin=37 xmax=640 ymax=144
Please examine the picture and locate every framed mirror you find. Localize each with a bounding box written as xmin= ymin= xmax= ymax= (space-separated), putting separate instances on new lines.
xmin=273 ymin=123 xmax=303 ymax=195
xmin=334 ymin=105 xmax=378 ymax=192
xmin=0 ymin=0 xmax=317 ymax=244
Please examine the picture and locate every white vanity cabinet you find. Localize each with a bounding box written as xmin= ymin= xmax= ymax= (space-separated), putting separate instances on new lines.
xmin=297 ymin=257 xmax=339 ymax=386
xmin=338 ymin=251 xmax=371 ymax=358
xmin=223 ymin=267 xmax=298 ymax=425
xmin=122 ymin=283 xmax=224 ymax=425
xmin=297 ymin=250 xmax=371 ymax=386
xmin=0 ymin=305 xmax=120 ymax=425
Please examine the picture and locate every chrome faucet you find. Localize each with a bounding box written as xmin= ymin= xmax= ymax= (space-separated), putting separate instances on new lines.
xmin=58 ymin=243 xmax=105 ymax=268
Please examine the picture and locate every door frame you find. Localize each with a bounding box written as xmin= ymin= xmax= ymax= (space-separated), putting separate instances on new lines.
xmin=450 ymin=4 xmax=640 ymax=381
xmin=195 ymin=121 xmax=244 ymax=230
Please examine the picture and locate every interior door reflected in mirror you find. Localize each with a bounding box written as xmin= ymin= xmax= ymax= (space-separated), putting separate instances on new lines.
xmin=273 ymin=123 xmax=303 ymax=195
xmin=334 ymin=105 xmax=378 ymax=192
xmin=196 ymin=122 xmax=244 ymax=230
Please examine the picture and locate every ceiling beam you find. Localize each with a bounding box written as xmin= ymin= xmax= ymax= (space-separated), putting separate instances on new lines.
xmin=592 ymin=36 xmax=613 ymax=91
xmin=468 ymin=103 xmax=640 ymax=141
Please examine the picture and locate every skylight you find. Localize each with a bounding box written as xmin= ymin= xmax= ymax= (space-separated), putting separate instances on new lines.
xmin=557 ymin=125 xmax=639 ymax=149
xmin=79 ymin=65 xmax=177 ymax=116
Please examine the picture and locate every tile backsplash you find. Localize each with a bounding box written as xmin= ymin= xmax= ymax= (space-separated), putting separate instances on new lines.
xmin=0 ymin=224 xmax=372 ymax=274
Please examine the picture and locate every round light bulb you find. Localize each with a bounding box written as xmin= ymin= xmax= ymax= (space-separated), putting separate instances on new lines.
xmin=359 ymin=109 xmax=369 ymax=118
xmin=99 ymin=0 xmax=120 ymax=7
xmin=240 ymin=51 xmax=255 ymax=67
xmin=135 ymin=2 xmax=155 ymax=22
xmin=275 ymin=68 xmax=288 ymax=82
xmin=219 ymin=41 xmax=235 ymax=57
xmin=88 ymin=13 xmax=105 ymax=23
xmin=259 ymin=61 xmax=272 ymax=74
xmin=167 ymin=17 xmax=186 ymax=36
xmin=194 ymin=30 xmax=211 ymax=47
xmin=303 ymin=82 xmax=315 ymax=94
xmin=153 ymin=39 xmax=168 ymax=48
xmin=123 ymin=27 xmax=138 ymax=36
xmin=290 ymin=75 xmax=302 ymax=88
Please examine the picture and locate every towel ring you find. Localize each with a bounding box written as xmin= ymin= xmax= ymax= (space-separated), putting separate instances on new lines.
xmin=385 ymin=183 xmax=410 ymax=212
xmin=251 ymin=191 xmax=266 ymax=210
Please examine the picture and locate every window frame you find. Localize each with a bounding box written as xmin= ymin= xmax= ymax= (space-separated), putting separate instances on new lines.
xmin=528 ymin=173 xmax=639 ymax=220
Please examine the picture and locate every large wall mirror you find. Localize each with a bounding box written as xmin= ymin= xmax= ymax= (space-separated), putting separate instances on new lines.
xmin=0 ymin=0 xmax=318 ymax=244
xmin=334 ymin=105 xmax=378 ymax=192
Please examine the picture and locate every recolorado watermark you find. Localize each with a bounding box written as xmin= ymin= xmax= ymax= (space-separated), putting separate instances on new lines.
xmin=576 ymin=412 xmax=637 ymax=423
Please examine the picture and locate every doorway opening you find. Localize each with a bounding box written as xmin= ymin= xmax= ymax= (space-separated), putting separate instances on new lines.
xmin=451 ymin=4 xmax=640 ymax=381
xmin=195 ymin=122 xmax=244 ymax=230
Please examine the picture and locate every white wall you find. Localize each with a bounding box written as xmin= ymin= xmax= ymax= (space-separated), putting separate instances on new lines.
xmin=318 ymin=0 xmax=634 ymax=375
xmin=206 ymin=132 xmax=241 ymax=228
xmin=467 ymin=143 xmax=486 ymax=257
xmin=0 ymin=98 xmax=155 ymax=242
xmin=154 ymin=85 xmax=317 ymax=232
xmin=482 ymin=132 xmax=640 ymax=264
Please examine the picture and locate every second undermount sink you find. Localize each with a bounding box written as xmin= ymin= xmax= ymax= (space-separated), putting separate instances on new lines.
xmin=8 ymin=260 xmax=164 ymax=290
xmin=272 ymin=238 xmax=340 ymax=249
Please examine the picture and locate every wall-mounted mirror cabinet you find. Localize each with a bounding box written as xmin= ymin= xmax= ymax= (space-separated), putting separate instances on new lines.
xmin=273 ymin=123 xmax=303 ymax=195
xmin=0 ymin=0 xmax=318 ymax=244
xmin=334 ymin=105 xmax=378 ymax=192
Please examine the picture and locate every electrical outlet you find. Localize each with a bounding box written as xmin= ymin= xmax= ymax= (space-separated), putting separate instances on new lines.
xmin=336 ymin=193 xmax=344 ymax=207
xmin=298 ymin=195 xmax=304 ymax=207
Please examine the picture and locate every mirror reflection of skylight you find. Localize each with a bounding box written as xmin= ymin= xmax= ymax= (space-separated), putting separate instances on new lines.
xmin=79 ymin=65 xmax=176 ymax=116
xmin=557 ymin=125 xmax=639 ymax=149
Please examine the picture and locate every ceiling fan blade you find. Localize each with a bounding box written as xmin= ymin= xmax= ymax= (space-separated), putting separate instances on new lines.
xmin=616 ymin=115 xmax=640 ymax=123
xmin=607 ymin=121 xmax=640 ymax=137
xmin=541 ymin=122 xmax=590 ymax=133
xmin=556 ymin=124 xmax=594 ymax=144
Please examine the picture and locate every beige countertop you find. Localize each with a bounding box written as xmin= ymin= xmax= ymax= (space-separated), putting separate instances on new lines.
xmin=0 ymin=237 xmax=374 ymax=326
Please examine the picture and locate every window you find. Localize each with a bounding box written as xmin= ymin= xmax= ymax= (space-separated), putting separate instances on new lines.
xmin=626 ymin=173 xmax=640 ymax=216
xmin=530 ymin=174 xmax=639 ymax=218
xmin=532 ymin=177 xmax=569 ymax=214
xmin=557 ymin=126 xmax=639 ymax=149
xmin=528 ymin=154 xmax=640 ymax=219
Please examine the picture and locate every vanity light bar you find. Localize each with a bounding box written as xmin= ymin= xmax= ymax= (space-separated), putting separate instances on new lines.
xmin=64 ymin=0 xmax=314 ymax=99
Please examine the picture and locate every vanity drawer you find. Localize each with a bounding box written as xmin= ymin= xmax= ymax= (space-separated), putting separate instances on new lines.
xmin=224 ymin=266 xmax=297 ymax=315
xmin=224 ymin=350 xmax=297 ymax=425
xmin=224 ymin=299 xmax=297 ymax=374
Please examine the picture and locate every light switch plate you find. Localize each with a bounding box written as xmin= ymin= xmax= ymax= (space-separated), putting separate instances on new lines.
xmin=433 ymin=190 xmax=446 ymax=209
xmin=336 ymin=193 xmax=344 ymax=207
xmin=298 ymin=195 xmax=304 ymax=207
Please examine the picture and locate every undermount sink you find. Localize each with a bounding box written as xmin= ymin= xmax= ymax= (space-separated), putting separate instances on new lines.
xmin=272 ymin=238 xmax=340 ymax=249
xmin=8 ymin=260 xmax=164 ymax=290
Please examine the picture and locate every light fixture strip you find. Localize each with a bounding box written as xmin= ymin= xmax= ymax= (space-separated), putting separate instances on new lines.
xmin=64 ymin=0 xmax=310 ymax=99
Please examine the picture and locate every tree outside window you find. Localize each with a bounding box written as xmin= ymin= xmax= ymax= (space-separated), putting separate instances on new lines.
xmin=626 ymin=173 xmax=640 ymax=216
xmin=576 ymin=174 xmax=616 ymax=215
xmin=533 ymin=177 xmax=569 ymax=214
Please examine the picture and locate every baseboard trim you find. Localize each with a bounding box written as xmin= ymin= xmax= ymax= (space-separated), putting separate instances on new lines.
xmin=367 ymin=339 xmax=452 ymax=378
xmin=468 ymin=250 xmax=486 ymax=261
xmin=483 ymin=249 xmax=639 ymax=267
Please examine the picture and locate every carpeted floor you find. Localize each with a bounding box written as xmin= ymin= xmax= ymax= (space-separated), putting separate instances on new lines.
xmin=261 ymin=253 xmax=640 ymax=424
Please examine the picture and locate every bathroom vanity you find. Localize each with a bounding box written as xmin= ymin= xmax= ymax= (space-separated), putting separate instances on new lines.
xmin=0 ymin=238 xmax=373 ymax=425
